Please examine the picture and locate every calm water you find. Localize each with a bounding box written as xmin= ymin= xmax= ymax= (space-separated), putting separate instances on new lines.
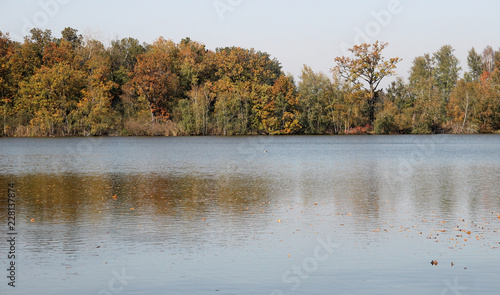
xmin=0 ymin=135 xmax=499 ymax=295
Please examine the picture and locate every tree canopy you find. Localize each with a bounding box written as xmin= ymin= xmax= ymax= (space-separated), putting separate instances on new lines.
xmin=0 ymin=29 xmax=499 ymax=136
xmin=334 ymin=41 xmax=401 ymax=122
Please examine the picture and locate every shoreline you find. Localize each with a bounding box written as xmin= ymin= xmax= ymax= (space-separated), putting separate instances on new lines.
xmin=1 ymin=132 xmax=499 ymax=139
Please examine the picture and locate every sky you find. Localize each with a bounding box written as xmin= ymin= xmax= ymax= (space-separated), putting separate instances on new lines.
xmin=1 ymin=0 xmax=500 ymax=86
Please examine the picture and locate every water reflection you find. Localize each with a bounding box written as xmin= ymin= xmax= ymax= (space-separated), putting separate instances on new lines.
xmin=0 ymin=135 xmax=499 ymax=294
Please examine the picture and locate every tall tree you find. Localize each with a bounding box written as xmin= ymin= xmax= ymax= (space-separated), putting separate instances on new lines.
xmin=60 ymin=27 xmax=82 ymax=48
xmin=177 ymin=37 xmax=212 ymax=90
xmin=409 ymin=54 xmax=434 ymax=85
xmin=109 ymin=37 xmax=146 ymax=77
xmin=408 ymin=54 xmax=442 ymax=133
xmin=466 ymin=47 xmax=483 ymax=82
xmin=333 ymin=41 xmax=401 ymax=122
xmin=433 ymin=45 xmax=461 ymax=101
xmin=482 ymin=46 xmax=495 ymax=73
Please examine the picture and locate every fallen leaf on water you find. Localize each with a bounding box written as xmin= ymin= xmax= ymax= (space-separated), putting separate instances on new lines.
xmin=30 ymin=219 xmax=35 ymax=222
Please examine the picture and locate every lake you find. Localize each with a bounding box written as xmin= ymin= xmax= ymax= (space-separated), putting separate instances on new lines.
xmin=0 ymin=135 xmax=499 ymax=295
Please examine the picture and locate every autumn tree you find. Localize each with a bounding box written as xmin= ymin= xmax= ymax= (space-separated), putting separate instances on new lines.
xmin=75 ymin=39 xmax=119 ymax=135
xmin=2 ymin=27 xmax=499 ymax=137
xmin=262 ymin=75 xmax=300 ymax=134
xmin=477 ymin=69 xmax=500 ymax=131
xmin=9 ymin=29 xmax=52 ymax=82
xmin=129 ymin=37 xmax=181 ymax=122
xmin=17 ymin=63 xmax=86 ymax=135
xmin=213 ymin=47 xmax=282 ymax=86
xmin=42 ymin=39 xmax=77 ymax=67
xmin=177 ymin=37 xmax=214 ymax=90
xmin=209 ymin=47 xmax=287 ymax=135
xmin=334 ymin=41 xmax=401 ymax=122
xmin=448 ymin=79 xmax=480 ymax=133
xmin=0 ymin=31 xmax=16 ymax=135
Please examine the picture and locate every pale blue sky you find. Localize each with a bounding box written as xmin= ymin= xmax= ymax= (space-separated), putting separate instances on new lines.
xmin=1 ymin=0 xmax=500 ymax=85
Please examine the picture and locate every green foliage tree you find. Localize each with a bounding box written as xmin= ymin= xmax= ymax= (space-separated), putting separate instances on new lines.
xmin=408 ymin=54 xmax=442 ymax=133
xmin=298 ymin=66 xmax=334 ymax=134
xmin=433 ymin=45 xmax=461 ymax=101
xmin=376 ymin=78 xmax=414 ymax=134
xmin=109 ymin=37 xmax=147 ymax=86
xmin=466 ymin=47 xmax=483 ymax=82
xmin=60 ymin=27 xmax=82 ymax=48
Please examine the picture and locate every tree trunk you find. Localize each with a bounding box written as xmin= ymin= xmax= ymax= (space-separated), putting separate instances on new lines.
xmin=461 ymin=92 xmax=470 ymax=133
xmin=368 ymin=85 xmax=376 ymax=123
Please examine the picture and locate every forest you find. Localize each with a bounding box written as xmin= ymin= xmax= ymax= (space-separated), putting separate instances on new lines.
xmin=0 ymin=27 xmax=499 ymax=137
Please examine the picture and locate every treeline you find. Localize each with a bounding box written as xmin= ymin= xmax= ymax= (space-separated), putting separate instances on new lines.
xmin=0 ymin=28 xmax=499 ymax=137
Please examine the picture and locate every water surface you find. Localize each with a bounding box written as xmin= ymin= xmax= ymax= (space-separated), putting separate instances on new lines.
xmin=0 ymin=135 xmax=499 ymax=294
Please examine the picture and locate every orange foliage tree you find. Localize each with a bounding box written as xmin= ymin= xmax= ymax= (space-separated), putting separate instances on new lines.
xmin=334 ymin=41 xmax=401 ymax=122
